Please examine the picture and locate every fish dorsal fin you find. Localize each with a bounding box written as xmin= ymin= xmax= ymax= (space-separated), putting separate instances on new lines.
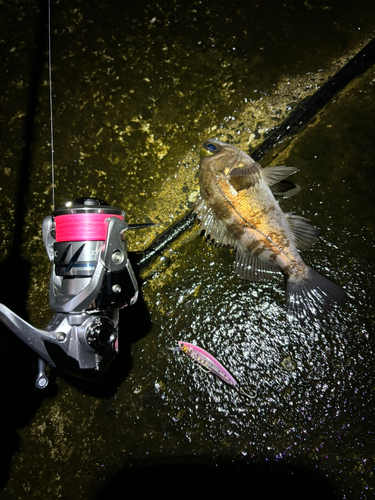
xmin=229 ymin=163 xmax=262 ymax=191
xmin=261 ymin=166 xmax=299 ymax=187
xmin=194 ymin=197 xmax=237 ymax=247
xmin=234 ymin=246 xmax=281 ymax=282
xmin=286 ymin=213 xmax=320 ymax=250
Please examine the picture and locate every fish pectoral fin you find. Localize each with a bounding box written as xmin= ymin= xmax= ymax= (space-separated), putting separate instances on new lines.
xmin=229 ymin=175 xmax=254 ymax=192
xmin=270 ymin=180 xmax=301 ymax=197
xmin=230 ymin=163 xmax=261 ymax=177
xmin=194 ymin=197 xmax=237 ymax=247
xmin=286 ymin=213 xmax=320 ymax=250
xmin=262 ymin=166 xmax=299 ymax=187
xmin=229 ymin=163 xmax=261 ymax=191
xmin=234 ymin=248 xmax=281 ymax=282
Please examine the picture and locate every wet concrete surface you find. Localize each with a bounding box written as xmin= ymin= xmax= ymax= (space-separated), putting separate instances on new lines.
xmin=0 ymin=1 xmax=374 ymax=498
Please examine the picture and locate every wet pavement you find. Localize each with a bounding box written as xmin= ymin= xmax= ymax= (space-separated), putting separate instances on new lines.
xmin=0 ymin=1 xmax=375 ymax=498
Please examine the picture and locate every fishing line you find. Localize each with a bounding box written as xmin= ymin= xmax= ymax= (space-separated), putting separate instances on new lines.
xmin=46 ymin=5 xmax=127 ymax=245
xmin=48 ymin=0 xmax=55 ymax=211
xmin=55 ymin=213 xmax=124 ymax=241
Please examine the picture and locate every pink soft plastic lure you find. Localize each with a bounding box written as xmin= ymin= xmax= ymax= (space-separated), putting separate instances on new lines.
xmin=170 ymin=341 xmax=256 ymax=398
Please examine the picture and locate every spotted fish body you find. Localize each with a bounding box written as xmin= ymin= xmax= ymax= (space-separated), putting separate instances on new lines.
xmin=194 ymin=139 xmax=347 ymax=323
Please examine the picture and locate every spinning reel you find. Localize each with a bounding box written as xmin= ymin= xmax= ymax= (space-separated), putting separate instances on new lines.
xmin=0 ymin=197 xmax=153 ymax=389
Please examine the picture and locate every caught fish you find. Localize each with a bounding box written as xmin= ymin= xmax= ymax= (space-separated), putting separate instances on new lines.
xmin=194 ymin=138 xmax=347 ymax=324
xmin=169 ymin=341 xmax=256 ymax=398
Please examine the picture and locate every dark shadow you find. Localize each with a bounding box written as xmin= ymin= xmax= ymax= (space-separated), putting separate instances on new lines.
xmin=0 ymin=320 xmax=57 ymax=489
xmin=97 ymin=460 xmax=339 ymax=500
xmin=0 ymin=0 xmax=51 ymax=489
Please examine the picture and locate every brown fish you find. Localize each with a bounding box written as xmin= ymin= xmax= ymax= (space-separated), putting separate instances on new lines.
xmin=194 ymin=139 xmax=347 ymax=324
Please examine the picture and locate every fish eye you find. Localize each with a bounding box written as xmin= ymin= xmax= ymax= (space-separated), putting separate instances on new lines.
xmin=206 ymin=143 xmax=218 ymax=152
xmin=200 ymin=141 xmax=219 ymax=157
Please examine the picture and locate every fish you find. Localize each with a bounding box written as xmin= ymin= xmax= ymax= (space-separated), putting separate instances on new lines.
xmin=194 ymin=138 xmax=347 ymax=324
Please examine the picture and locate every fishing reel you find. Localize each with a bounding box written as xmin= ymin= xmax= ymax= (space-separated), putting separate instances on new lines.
xmin=0 ymin=197 xmax=153 ymax=389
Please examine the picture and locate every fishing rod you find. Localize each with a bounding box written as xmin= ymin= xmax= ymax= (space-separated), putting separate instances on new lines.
xmin=0 ymin=1 xmax=154 ymax=389
xmin=250 ymin=37 xmax=375 ymax=162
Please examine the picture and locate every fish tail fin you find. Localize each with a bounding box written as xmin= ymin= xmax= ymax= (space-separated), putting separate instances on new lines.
xmin=286 ymin=266 xmax=347 ymax=324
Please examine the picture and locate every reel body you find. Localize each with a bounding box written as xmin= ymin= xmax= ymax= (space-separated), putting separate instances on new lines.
xmin=0 ymin=198 xmax=147 ymax=388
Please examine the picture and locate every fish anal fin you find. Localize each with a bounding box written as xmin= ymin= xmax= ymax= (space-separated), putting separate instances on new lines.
xmin=286 ymin=213 xmax=320 ymax=250
xmin=262 ymin=166 xmax=299 ymax=186
xmin=234 ymin=247 xmax=281 ymax=282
